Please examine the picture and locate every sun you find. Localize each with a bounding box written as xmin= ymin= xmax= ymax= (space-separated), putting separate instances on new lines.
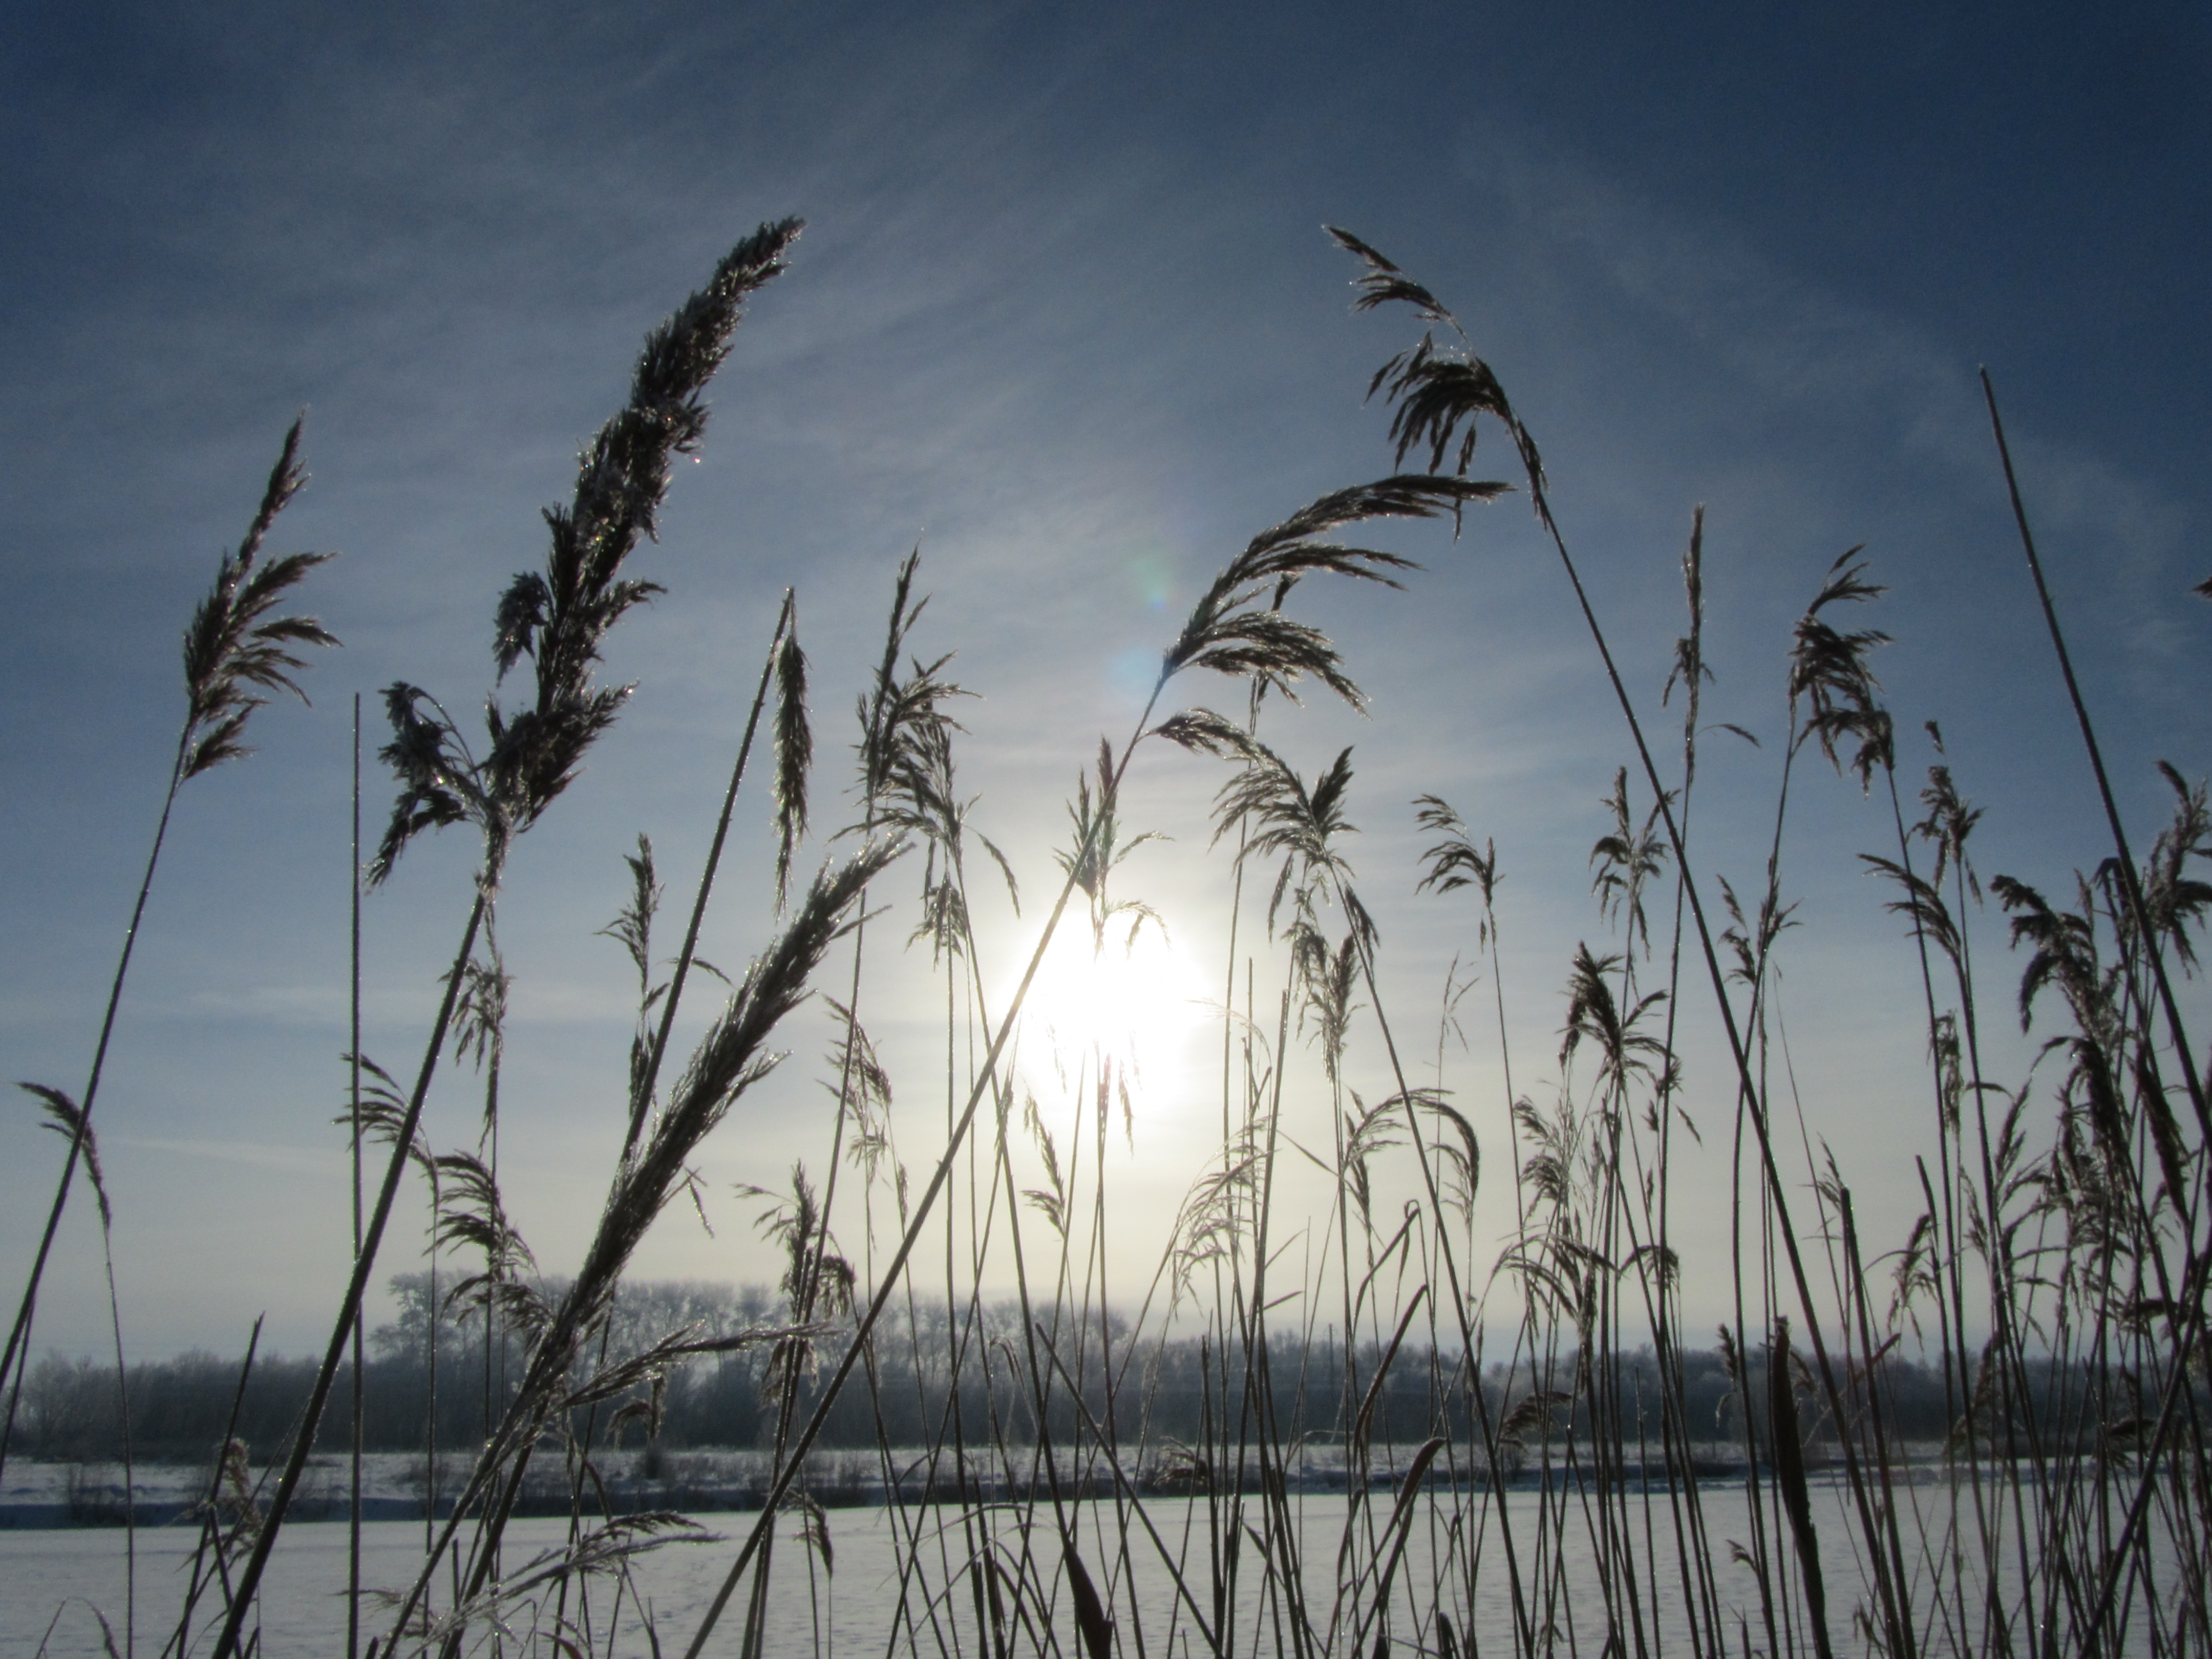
xmin=1011 ymin=912 xmax=1206 ymax=1111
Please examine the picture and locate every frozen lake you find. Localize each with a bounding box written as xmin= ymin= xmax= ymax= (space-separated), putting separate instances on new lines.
xmin=2 ymin=1479 xmax=2177 ymax=1656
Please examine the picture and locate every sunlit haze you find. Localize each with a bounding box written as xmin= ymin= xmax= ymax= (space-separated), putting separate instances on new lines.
xmin=1010 ymin=909 xmax=1210 ymax=1128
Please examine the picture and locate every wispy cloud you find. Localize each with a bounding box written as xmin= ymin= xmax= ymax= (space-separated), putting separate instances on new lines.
xmin=110 ymin=1134 xmax=331 ymax=1176
xmin=1467 ymin=127 xmax=2197 ymax=686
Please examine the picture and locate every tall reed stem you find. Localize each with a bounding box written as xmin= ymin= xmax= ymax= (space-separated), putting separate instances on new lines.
xmin=626 ymin=589 xmax=796 ymax=1159
xmin=348 ymin=693 xmax=366 ymax=1659
xmin=1979 ymin=370 xmax=2208 ymax=1137
xmin=211 ymin=891 xmax=489 ymax=1659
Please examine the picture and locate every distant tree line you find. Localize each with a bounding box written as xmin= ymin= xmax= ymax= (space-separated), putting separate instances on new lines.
xmin=18 ymin=1275 xmax=2053 ymax=1466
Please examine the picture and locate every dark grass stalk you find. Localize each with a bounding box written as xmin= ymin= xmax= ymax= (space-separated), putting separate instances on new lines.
xmin=209 ymin=889 xmax=488 ymax=1659
xmin=349 ymin=697 xmax=366 ymax=1659
xmin=944 ymin=921 xmax=982 ymax=1657
xmin=0 ymin=423 xmax=334 ymax=1484
xmin=1238 ymin=990 xmax=1318 ymax=1659
xmin=13 ymin=1092 xmax=142 ymax=1654
xmin=1941 ymin=819 xmax=2057 ymax=1647
xmin=993 ymin=1079 xmax=1079 ymax=1632
xmin=1576 ymin=868 xmax=1669 ymax=1659
xmin=1628 ymin=511 xmax=1725 ymax=1659
xmin=1711 ymin=1027 xmax=1780 ymax=1629
xmin=1872 ymin=752 xmax=1994 ymax=1617
xmin=554 ymin=593 xmax=791 ymax=1645
xmin=1831 ymin=1170 xmax=1920 ymax=1657
xmin=1656 ymin=505 xmax=1732 ymax=1658
xmin=1767 ymin=1316 xmax=1834 ymax=1659
xmin=739 ymin=571 xmax=913 ymax=1659
xmin=1906 ymin=1154 xmax=1978 ymax=1656
xmin=956 ymin=991 xmax=1012 ymax=1659
xmin=1053 ymin=902 xmax=1153 ymax=1647
xmin=1981 ymin=371 xmax=2208 ymax=1141
xmin=423 ymin=1160 xmax=442 ymax=1570
xmin=1232 ymin=960 xmax=1264 ymax=1653
xmin=1204 ymin=698 xmax=1263 ymax=1655
xmin=161 ymin=1317 xmax=262 ymax=1659
xmin=103 ymin=1156 xmax=135 ymax=1658
xmin=1026 ymin=1039 xmax=1093 ymax=1580
xmin=626 ymin=588 xmax=796 ymax=1159
xmin=1937 ymin=937 xmax=2011 ymax=1643
xmin=547 ymin=594 xmax=792 ymax=1651
xmin=1210 ymin=694 xmax=1260 ymax=1659
xmin=464 ymin=928 xmax=509 ymax=1601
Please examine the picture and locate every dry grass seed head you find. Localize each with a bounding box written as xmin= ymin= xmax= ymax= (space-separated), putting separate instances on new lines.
xmin=180 ymin=418 xmax=339 ymax=779
xmin=1211 ymin=740 xmax=1367 ymax=947
xmin=1588 ymin=767 xmax=1671 ymax=956
xmin=1055 ymin=740 xmax=1167 ymax=953
xmin=2135 ymin=761 xmax=2212 ymax=967
xmin=1859 ymin=855 xmax=1966 ymax=980
xmin=1560 ymin=942 xmax=1668 ymax=1091
xmin=1162 ymin=474 xmax=1502 ymax=707
xmin=599 ymin=834 xmax=663 ymax=1001
xmin=1292 ymin=924 xmax=1363 ymax=1080
xmin=1413 ymin=794 xmax=1500 ymax=913
xmin=377 ymin=220 xmax=800 ymax=884
xmin=1663 ymin=505 xmax=1711 ymax=715
xmin=1915 ymin=764 xmax=1984 ymax=894
xmin=773 ymin=612 xmax=813 ymax=910
xmin=18 ymin=1085 xmax=110 ymax=1227
xmin=433 ymin=1149 xmax=539 ymax=1321
xmin=1328 ymin=227 xmax=1550 ymax=517
xmin=453 ymin=947 xmax=512 ymax=1074
xmin=1789 ymin=550 xmax=1893 ymax=790
xmin=1990 ymin=874 xmax=2108 ymax=1035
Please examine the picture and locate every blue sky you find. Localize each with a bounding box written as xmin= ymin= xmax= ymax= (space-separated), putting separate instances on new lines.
xmin=2 ymin=0 xmax=2207 ymax=1357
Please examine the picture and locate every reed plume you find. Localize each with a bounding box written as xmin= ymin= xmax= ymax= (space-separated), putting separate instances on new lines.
xmin=1 ymin=419 xmax=335 ymax=1490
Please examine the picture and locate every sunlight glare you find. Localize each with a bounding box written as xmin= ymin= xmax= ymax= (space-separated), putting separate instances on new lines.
xmin=1014 ymin=914 xmax=1205 ymax=1112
